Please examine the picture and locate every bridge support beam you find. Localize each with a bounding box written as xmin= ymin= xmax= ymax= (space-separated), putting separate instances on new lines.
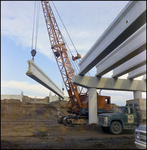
xmin=72 ymin=75 xmax=146 ymax=92
xmin=89 ymin=88 xmax=97 ymax=124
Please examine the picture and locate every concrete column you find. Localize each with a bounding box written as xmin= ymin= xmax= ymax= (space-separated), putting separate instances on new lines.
xmin=48 ymin=93 xmax=50 ymax=103
xmin=133 ymin=91 xmax=142 ymax=99
xmin=20 ymin=91 xmax=23 ymax=102
xmin=49 ymin=92 xmax=52 ymax=102
xmin=88 ymin=88 xmax=97 ymax=124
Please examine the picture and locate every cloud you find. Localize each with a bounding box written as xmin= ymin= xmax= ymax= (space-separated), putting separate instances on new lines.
xmin=1 ymin=1 xmax=129 ymax=62
xmin=1 ymin=80 xmax=56 ymax=97
xmin=1 ymin=1 xmax=54 ymax=61
xmin=1 ymin=78 xmax=145 ymax=106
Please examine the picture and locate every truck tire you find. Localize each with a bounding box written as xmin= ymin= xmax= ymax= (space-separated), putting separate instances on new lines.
xmin=101 ymin=127 xmax=109 ymax=133
xmin=109 ymin=121 xmax=122 ymax=135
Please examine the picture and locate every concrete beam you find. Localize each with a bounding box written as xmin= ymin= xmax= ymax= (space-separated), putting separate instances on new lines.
xmin=79 ymin=1 xmax=146 ymax=75
xmin=89 ymin=88 xmax=97 ymax=124
xmin=142 ymin=74 xmax=146 ymax=80
xmin=72 ymin=75 xmax=146 ymax=92
xmin=26 ymin=60 xmax=64 ymax=98
xmin=95 ymin=24 xmax=146 ymax=76
xmin=128 ymin=65 xmax=146 ymax=79
xmin=112 ymin=51 xmax=146 ymax=77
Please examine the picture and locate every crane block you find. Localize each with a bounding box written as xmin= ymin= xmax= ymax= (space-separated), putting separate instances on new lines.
xmin=72 ymin=53 xmax=81 ymax=61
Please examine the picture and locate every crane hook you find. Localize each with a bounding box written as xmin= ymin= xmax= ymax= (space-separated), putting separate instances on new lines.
xmin=72 ymin=53 xmax=81 ymax=61
xmin=31 ymin=49 xmax=37 ymax=61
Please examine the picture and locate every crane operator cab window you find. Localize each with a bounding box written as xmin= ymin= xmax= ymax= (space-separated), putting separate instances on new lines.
xmin=54 ymin=51 xmax=60 ymax=58
xmin=105 ymin=98 xmax=110 ymax=104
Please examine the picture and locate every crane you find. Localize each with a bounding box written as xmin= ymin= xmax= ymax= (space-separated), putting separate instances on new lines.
xmin=41 ymin=1 xmax=112 ymax=125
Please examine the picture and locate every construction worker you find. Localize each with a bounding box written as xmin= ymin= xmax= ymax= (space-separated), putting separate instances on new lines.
xmin=57 ymin=109 xmax=60 ymax=121
xmin=51 ymin=110 xmax=53 ymax=120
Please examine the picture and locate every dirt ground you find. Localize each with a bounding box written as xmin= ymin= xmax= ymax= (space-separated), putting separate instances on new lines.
xmin=1 ymin=99 xmax=137 ymax=149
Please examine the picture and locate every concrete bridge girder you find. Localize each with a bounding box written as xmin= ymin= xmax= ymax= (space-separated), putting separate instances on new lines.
xmin=78 ymin=1 xmax=146 ymax=75
xmin=26 ymin=60 xmax=64 ymax=98
xmin=112 ymin=51 xmax=146 ymax=78
xmin=95 ymin=24 xmax=146 ymax=76
xmin=128 ymin=65 xmax=146 ymax=79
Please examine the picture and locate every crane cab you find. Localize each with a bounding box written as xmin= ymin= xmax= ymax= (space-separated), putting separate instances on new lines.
xmin=54 ymin=51 xmax=60 ymax=57
xmin=72 ymin=53 xmax=81 ymax=61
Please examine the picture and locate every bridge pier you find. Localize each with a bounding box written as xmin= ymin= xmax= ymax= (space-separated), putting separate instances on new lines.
xmin=88 ymin=88 xmax=97 ymax=124
xmin=133 ymin=91 xmax=142 ymax=99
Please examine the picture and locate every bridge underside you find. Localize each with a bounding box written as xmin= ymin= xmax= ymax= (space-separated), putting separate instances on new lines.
xmin=76 ymin=1 xmax=146 ymax=124
xmin=79 ymin=1 xmax=146 ymax=77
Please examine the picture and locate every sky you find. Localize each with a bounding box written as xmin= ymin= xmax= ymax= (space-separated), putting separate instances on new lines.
xmin=1 ymin=1 xmax=146 ymax=106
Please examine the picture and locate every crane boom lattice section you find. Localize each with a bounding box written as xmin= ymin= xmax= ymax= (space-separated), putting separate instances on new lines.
xmin=41 ymin=1 xmax=86 ymax=108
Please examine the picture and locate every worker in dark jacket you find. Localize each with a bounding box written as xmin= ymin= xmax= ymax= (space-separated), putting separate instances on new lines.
xmin=51 ymin=110 xmax=53 ymax=120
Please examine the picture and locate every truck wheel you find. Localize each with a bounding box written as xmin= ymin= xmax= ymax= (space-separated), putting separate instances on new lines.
xmin=101 ymin=127 xmax=109 ymax=133
xmin=109 ymin=121 xmax=122 ymax=135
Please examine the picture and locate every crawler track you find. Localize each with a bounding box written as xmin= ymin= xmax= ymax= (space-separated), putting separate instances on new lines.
xmin=58 ymin=115 xmax=88 ymax=126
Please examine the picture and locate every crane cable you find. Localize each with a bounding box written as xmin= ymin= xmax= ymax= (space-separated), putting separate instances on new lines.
xmin=51 ymin=2 xmax=80 ymax=73
xmin=35 ymin=2 xmax=40 ymax=50
xmin=51 ymin=2 xmax=88 ymax=94
xmin=51 ymin=1 xmax=91 ymax=79
xmin=31 ymin=1 xmax=36 ymax=50
xmin=31 ymin=1 xmax=40 ymax=51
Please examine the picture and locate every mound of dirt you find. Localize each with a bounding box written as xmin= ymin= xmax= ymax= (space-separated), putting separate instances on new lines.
xmin=1 ymin=99 xmax=69 ymax=120
xmin=1 ymin=99 xmax=137 ymax=149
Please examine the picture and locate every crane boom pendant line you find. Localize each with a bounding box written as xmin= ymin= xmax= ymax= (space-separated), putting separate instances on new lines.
xmin=41 ymin=1 xmax=85 ymax=109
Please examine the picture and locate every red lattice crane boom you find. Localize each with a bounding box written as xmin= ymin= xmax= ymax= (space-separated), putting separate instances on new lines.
xmin=41 ymin=1 xmax=87 ymax=114
xmin=41 ymin=1 xmax=112 ymax=125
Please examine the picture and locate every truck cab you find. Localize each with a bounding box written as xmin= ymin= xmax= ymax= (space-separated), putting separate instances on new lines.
xmin=98 ymin=106 xmax=138 ymax=135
